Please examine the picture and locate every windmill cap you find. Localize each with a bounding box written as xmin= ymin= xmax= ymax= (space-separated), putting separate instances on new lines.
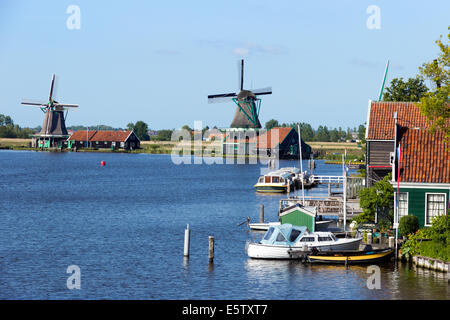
xmin=237 ymin=90 xmax=256 ymax=100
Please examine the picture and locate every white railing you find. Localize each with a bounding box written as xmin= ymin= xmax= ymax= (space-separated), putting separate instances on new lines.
xmin=311 ymin=175 xmax=345 ymax=184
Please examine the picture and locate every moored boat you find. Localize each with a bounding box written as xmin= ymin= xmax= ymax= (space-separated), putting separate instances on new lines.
xmin=254 ymin=167 xmax=300 ymax=193
xmin=247 ymin=224 xmax=362 ymax=259
xmin=304 ymin=248 xmax=394 ymax=264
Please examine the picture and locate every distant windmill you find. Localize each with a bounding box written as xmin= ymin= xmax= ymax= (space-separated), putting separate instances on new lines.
xmin=208 ymin=59 xmax=272 ymax=129
xmin=21 ymin=74 xmax=79 ymax=148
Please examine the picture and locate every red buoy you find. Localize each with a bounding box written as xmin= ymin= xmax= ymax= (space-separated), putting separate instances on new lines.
xmin=101 ymin=160 xmax=106 ymax=166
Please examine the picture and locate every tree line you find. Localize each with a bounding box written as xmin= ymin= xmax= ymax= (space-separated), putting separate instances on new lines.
xmin=0 ymin=114 xmax=36 ymax=138
xmin=265 ymin=119 xmax=365 ymax=143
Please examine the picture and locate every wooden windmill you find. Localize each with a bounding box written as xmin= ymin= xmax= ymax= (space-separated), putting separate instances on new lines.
xmin=21 ymin=74 xmax=79 ymax=148
xmin=208 ymin=60 xmax=272 ymax=129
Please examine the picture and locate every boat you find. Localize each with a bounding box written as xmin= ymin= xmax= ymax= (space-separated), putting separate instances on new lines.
xmin=246 ymin=224 xmax=362 ymax=259
xmin=304 ymin=247 xmax=394 ymax=264
xmin=254 ymin=167 xmax=300 ymax=193
xmin=248 ymin=221 xmax=281 ymax=231
xmin=249 ymin=220 xmax=332 ymax=231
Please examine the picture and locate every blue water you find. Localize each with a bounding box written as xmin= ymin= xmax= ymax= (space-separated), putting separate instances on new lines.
xmin=0 ymin=151 xmax=448 ymax=299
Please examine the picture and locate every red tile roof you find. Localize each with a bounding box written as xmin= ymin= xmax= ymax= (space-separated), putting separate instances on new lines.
xmin=68 ymin=130 xmax=134 ymax=142
xmin=224 ymin=127 xmax=293 ymax=148
xmin=398 ymin=128 xmax=449 ymax=183
xmin=254 ymin=127 xmax=294 ymax=149
xmin=367 ymin=101 xmax=430 ymax=140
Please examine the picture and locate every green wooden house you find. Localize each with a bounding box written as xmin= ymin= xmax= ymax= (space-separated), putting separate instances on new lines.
xmin=392 ymin=127 xmax=449 ymax=228
xmin=279 ymin=204 xmax=317 ymax=232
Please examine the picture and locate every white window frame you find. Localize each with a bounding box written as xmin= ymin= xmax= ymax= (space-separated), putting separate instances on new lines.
xmin=424 ymin=192 xmax=447 ymax=227
xmin=397 ymin=192 xmax=409 ymax=219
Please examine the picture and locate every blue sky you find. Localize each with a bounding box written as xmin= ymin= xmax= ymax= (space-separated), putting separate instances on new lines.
xmin=0 ymin=0 xmax=449 ymax=130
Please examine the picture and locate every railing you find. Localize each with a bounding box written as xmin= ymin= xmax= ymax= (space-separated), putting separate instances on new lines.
xmin=311 ymin=175 xmax=345 ymax=184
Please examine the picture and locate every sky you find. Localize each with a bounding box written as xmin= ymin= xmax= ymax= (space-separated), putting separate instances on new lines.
xmin=0 ymin=0 xmax=449 ymax=130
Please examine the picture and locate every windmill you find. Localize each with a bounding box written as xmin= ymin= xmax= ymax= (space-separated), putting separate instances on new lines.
xmin=208 ymin=59 xmax=272 ymax=129
xmin=21 ymin=74 xmax=79 ymax=148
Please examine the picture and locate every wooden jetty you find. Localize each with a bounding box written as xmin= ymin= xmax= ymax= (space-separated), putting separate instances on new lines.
xmin=278 ymin=196 xmax=362 ymax=223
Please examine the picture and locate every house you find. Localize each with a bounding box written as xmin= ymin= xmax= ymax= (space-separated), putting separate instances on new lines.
xmin=393 ymin=127 xmax=449 ymax=228
xmin=68 ymin=130 xmax=140 ymax=150
xmin=365 ymin=100 xmax=430 ymax=187
xmin=222 ymin=127 xmax=311 ymax=159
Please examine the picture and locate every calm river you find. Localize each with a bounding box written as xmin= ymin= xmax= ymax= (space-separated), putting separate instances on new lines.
xmin=0 ymin=151 xmax=448 ymax=299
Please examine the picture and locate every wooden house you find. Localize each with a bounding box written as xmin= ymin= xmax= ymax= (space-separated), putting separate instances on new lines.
xmin=393 ymin=127 xmax=449 ymax=228
xmin=365 ymin=101 xmax=430 ymax=187
xmin=68 ymin=130 xmax=140 ymax=150
xmin=222 ymin=127 xmax=311 ymax=159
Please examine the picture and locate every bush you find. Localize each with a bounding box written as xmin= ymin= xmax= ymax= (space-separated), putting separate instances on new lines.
xmin=399 ymin=215 xmax=419 ymax=237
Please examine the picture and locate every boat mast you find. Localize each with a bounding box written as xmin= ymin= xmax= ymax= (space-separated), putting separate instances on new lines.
xmin=298 ymin=124 xmax=305 ymax=204
xmin=378 ymin=60 xmax=389 ymax=101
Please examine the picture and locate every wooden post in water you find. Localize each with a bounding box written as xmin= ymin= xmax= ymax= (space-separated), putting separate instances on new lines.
xmin=389 ymin=236 xmax=395 ymax=248
xmin=208 ymin=236 xmax=214 ymax=263
xmin=367 ymin=233 xmax=372 ymax=245
xmin=184 ymin=224 xmax=190 ymax=257
xmin=260 ymin=204 xmax=264 ymax=223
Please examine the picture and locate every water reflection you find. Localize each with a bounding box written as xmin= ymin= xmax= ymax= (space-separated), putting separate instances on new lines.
xmin=244 ymin=258 xmax=448 ymax=299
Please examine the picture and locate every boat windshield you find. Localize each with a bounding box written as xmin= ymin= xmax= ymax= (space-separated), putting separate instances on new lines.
xmin=289 ymin=229 xmax=302 ymax=242
xmin=263 ymin=227 xmax=275 ymax=241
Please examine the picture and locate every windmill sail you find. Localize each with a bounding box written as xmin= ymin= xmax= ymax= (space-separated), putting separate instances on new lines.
xmin=207 ymin=59 xmax=271 ymax=129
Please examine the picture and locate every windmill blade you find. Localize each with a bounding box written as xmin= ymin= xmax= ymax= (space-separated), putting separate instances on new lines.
xmin=207 ymin=92 xmax=237 ymax=104
xmin=21 ymin=99 xmax=48 ymax=107
xmin=48 ymin=74 xmax=55 ymax=102
xmin=53 ymin=103 xmax=79 ymax=108
xmin=237 ymin=59 xmax=244 ymax=91
xmin=252 ymin=87 xmax=272 ymax=96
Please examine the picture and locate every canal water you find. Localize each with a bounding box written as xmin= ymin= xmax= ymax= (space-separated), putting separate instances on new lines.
xmin=0 ymin=151 xmax=448 ymax=299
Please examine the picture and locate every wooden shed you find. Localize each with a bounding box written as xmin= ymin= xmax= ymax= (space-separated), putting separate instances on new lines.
xmin=365 ymin=101 xmax=430 ymax=187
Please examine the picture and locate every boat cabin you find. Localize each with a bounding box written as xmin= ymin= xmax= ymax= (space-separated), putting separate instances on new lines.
xmin=261 ymin=224 xmax=308 ymax=246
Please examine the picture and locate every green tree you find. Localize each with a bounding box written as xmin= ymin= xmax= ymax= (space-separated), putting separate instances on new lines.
xmin=354 ymin=174 xmax=394 ymax=225
xmin=329 ymin=128 xmax=339 ymax=142
xmin=357 ymin=124 xmax=366 ymax=141
xmin=383 ymin=77 xmax=428 ymax=102
xmin=315 ymin=125 xmax=330 ymax=142
xmin=418 ymin=27 xmax=450 ymax=141
xmin=265 ymin=119 xmax=279 ymax=130
xmin=127 ymin=121 xmax=150 ymax=141
xmin=152 ymin=129 xmax=173 ymax=141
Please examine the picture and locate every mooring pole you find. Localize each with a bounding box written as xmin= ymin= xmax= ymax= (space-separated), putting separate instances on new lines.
xmin=184 ymin=224 xmax=190 ymax=258
xmin=260 ymin=204 xmax=264 ymax=223
xmin=208 ymin=236 xmax=214 ymax=263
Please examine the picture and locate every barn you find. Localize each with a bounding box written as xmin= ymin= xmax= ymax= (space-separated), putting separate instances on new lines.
xmin=67 ymin=130 xmax=140 ymax=150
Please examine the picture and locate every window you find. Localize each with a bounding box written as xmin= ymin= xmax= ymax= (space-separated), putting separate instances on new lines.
xmin=258 ymin=177 xmax=264 ymax=183
xmin=398 ymin=192 xmax=408 ymax=219
xmin=276 ymin=232 xmax=286 ymax=242
xmin=272 ymin=177 xmax=279 ymax=183
xmin=263 ymin=227 xmax=274 ymax=241
xmin=300 ymin=237 xmax=315 ymax=242
xmin=426 ymin=193 xmax=446 ymax=225
xmin=318 ymin=236 xmax=333 ymax=242
xmin=289 ymin=229 xmax=302 ymax=242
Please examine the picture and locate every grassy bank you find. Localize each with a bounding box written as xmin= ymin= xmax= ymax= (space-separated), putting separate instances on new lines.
xmin=307 ymin=141 xmax=364 ymax=161
xmin=0 ymin=138 xmax=365 ymax=161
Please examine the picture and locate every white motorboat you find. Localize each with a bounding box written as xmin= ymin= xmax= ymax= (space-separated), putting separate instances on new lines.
xmin=254 ymin=167 xmax=300 ymax=193
xmin=246 ymin=224 xmax=362 ymax=259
